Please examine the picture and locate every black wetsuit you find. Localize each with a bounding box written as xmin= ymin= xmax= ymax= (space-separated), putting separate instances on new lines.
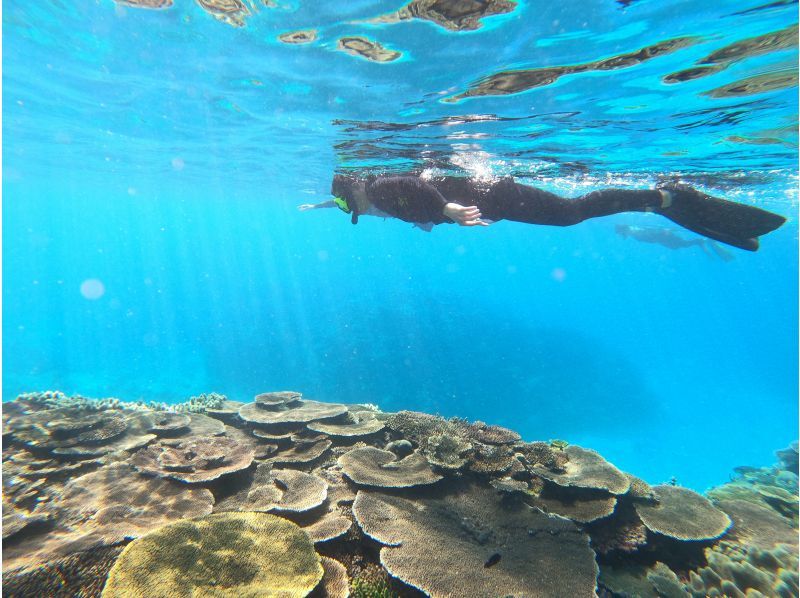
xmin=365 ymin=176 xmax=665 ymax=227
xmin=332 ymin=173 xmax=786 ymax=250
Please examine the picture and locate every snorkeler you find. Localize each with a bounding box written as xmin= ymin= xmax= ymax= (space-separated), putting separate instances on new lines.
xmin=298 ymin=174 xmax=786 ymax=251
xmin=615 ymin=224 xmax=735 ymax=261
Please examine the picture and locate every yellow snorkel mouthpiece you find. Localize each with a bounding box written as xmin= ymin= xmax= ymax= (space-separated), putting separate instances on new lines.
xmin=333 ymin=196 xmax=351 ymax=214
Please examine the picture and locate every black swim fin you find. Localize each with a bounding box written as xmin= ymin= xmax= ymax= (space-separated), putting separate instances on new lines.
xmin=656 ymin=183 xmax=786 ymax=251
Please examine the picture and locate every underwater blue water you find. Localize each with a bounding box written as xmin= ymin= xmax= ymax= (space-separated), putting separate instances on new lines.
xmin=3 ymin=0 xmax=798 ymax=491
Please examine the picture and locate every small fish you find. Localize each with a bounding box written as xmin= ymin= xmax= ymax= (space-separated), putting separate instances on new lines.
xmin=484 ymin=552 xmax=501 ymax=568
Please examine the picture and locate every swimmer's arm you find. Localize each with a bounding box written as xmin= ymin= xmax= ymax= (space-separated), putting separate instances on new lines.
xmin=298 ymin=200 xmax=337 ymax=211
xmin=443 ymin=203 xmax=489 ymax=227
xmin=369 ymin=177 xmax=488 ymax=226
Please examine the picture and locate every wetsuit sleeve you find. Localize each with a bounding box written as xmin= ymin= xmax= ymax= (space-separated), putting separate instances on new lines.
xmin=365 ymin=177 xmax=450 ymax=224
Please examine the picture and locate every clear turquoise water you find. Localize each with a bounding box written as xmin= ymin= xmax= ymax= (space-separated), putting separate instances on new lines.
xmin=3 ymin=0 xmax=798 ymax=491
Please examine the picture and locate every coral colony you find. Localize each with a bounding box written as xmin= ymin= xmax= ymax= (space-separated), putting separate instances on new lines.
xmin=2 ymin=390 xmax=798 ymax=597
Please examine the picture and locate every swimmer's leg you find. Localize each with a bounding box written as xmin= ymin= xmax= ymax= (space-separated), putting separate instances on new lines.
xmin=485 ymin=183 xmax=668 ymax=225
xmin=483 ymin=180 xmax=785 ymax=251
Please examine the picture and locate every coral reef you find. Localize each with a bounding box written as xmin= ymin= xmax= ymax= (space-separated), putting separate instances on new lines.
xmin=255 ymin=390 xmax=303 ymax=405
xmin=530 ymin=445 xmax=631 ymax=495
xmin=304 ymin=512 xmax=353 ymax=544
xmin=9 ymin=407 xmax=156 ymax=457
xmin=595 ymin=442 xmax=799 ymax=597
xmin=2 ymin=392 xmax=798 ymax=598
xmin=525 ymin=484 xmax=618 ymax=524
xmin=353 ymin=480 xmax=599 ymax=597
xmin=714 ymin=499 xmax=798 ymax=550
xmin=130 ymin=436 xmax=254 ymax=483
xmin=466 ymin=443 xmax=516 ymax=474
xmin=146 ymin=412 xmax=191 ymax=434
xmin=280 ymin=473 xmax=334 ymax=512
xmin=151 ymin=412 xmax=226 ymax=438
xmin=707 ymin=445 xmax=799 ymax=526
xmin=239 ymin=393 xmax=347 ymax=425
xmin=269 ymin=469 xmax=330 ymax=513
xmin=686 ymin=541 xmax=798 ymax=597
xmin=489 ymin=476 xmax=529 ymax=493
xmin=516 ymin=440 xmax=569 ymax=471
xmin=204 ymin=399 xmax=245 ymax=422
xmin=269 ymin=438 xmax=333 ymax=465
xmin=386 ymin=410 xmax=526 ymax=475
xmin=3 ymin=462 xmax=214 ymax=573
xmin=776 ymin=441 xmax=798 ymax=474
xmin=2 ymin=545 xmax=125 ymax=598
xmin=13 ymin=390 xmax=228 ymax=414
xmin=301 ymin=466 xmax=356 ymax=544
xmin=2 ymin=500 xmax=50 ymax=540
xmin=625 ymin=473 xmax=656 ymax=501
xmin=351 ymin=576 xmax=397 ymax=598
xmin=101 ymin=512 xmax=323 ymax=597
xmin=423 ymin=433 xmax=472 ymax=470
xmin=601 ymin=541 xmax=800 ymax=598
xmin=308 ymin=410 xmax=385 ymax=438
xmin=634 ymin=485 xmax=732 ymax=541
xmin=317 ymin=556 xmax=350 ymax=598
xmin=339 ymin=447 xmax=442 ymax=488
xmin=214 ymin=463 xmax=341 ymax=524
xmin=175 ymin=392 xmax=227 ymax=413
xmin=590 ymin=516 xmax=648 ymax=555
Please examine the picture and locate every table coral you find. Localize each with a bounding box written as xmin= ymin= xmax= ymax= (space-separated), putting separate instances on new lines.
xmin=101 ymin=512 xmax=324 ymax=597
xmin=339 ymin=447 xmax=442 ymax=488
xmin=635 ymin=485 xmax=732 ymax=541
xmin=10 ymin=407 xmax=156 ymax=458
xmin=129 ymin=436 xmax=254 ymax=483
xmin=308 ymin=410 xmax=385 ymax=438
xmin=214 ymin=463 xmax=329 ymax=515
xmin=353 ymin=480 xmax=598 ymax=598
xmin=529 ymin=445 xmax=630 ymax=495
xmin=3 ymin=463 xmax=214 ymax=574
xmin=239 ymin=397 xmax=347 ymax=426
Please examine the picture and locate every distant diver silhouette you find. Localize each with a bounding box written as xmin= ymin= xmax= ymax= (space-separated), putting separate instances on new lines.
xmin=298 ymin=174 xmax=786 ymax=251
xmin=615 ymin=224 xmax=735 ymax=261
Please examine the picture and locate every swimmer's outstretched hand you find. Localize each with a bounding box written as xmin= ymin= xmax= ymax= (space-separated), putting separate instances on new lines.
xmin=297 ymin=204 xmax=316 ymax=211
xmin=443 ymin=202 xmax=490 ymax=227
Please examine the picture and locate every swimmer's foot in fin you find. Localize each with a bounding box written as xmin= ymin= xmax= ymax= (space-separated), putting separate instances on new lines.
xmin=655 ymin=183 xmax=786 ymax=251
